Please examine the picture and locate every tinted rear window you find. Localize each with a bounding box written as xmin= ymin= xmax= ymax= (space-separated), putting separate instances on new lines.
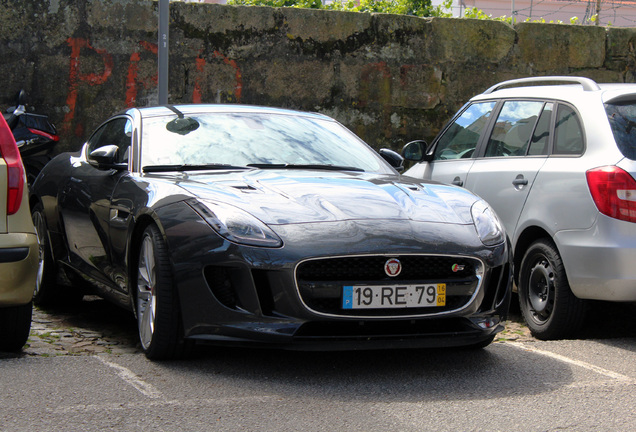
xmin=606 ymin=101 xmax=636 ymax=160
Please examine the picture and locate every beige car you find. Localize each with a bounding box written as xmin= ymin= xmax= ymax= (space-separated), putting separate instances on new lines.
xmin=0 ymin=114 xmax=38 ymax=352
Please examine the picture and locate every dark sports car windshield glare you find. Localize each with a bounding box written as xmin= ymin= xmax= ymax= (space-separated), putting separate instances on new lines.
xmin=140 ymin=113 xmax=384 ymax=172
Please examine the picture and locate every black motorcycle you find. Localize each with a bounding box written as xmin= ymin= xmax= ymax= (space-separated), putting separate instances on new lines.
xmin=3 ymin=90 xmax=59 ymax=186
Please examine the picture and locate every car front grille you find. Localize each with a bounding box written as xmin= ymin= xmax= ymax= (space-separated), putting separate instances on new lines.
xmin=295 ymin=255 xmax=483 ymax=317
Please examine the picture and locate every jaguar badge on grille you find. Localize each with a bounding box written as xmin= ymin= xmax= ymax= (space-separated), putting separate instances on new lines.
xmin=385 ymin=258 xmax=402 ymax=277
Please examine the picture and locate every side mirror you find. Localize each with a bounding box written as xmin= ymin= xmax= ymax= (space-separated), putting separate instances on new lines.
xmin=379 ymin=148 xmax=404 ymax=172
xmin=89 ymin=145 xmax=127 ymax=170
xmin=402 ymin=140 xmax=430 ymax=162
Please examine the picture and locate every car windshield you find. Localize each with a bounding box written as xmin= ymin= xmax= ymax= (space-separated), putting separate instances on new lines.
xmin=606 ymin=101 xmax=636 ymax=160
xmin=140 ymin=112 xmax=384 ymax=172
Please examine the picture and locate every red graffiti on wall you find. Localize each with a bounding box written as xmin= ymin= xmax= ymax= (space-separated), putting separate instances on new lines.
xmin=192 ymin=56 xmax=206 ymax=104
xmin=184 ymin=50 xmax=243 ymax=104
xmin=63 ymin=38 xmax=113 ymax=136
xmin=63 ymin=38 xmax=246 ymax=135
xmin=126 ymin=41 xmax=159 ymax=107
xmin=212 ymin=50 xmax=243 ymax=102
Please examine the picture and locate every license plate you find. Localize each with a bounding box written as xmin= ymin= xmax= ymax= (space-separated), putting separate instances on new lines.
xmin=342 ymin=283 xmax=446 ymax=309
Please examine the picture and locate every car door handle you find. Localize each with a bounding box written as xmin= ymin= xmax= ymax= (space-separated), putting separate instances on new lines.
xmin=512 ymin=176 xmax=528 ymax=186
xmin=452 ymin=176 xmax=463 ymax=187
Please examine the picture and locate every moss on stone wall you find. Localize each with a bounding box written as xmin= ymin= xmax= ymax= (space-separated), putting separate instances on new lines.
xmin=0 ymin=0 xmax=631 ymax=152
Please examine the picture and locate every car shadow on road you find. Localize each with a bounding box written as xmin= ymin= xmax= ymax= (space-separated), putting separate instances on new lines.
xmin=573 ymin=300 xmax=636 ymax=354
xmin=147 ymin=342 xmax=574 ymax=403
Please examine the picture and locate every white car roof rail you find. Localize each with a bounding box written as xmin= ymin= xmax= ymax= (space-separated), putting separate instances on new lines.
xmin=483 ymin=76 xmax=601 ymax=94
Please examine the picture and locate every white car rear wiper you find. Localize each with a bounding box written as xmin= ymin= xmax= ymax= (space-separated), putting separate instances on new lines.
xmin=247 ymin=163 xmax=365 ymax=172
xmin=143 ymin=163 xmax=252 ymax=173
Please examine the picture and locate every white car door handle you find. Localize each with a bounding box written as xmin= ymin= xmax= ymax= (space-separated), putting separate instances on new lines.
xmin=512 ymin=176 xmax=528 ymax=186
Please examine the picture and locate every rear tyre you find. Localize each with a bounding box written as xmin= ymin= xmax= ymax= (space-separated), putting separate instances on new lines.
xmin=31 ymin=202 xmax=58 ymax=306
xmin=136 ymin=224 xmax=192 ymax=360
xmin=0 ymin=302 xmax=32 ymax=352
xmin=518 ymin=239 xmax=586 ymax=340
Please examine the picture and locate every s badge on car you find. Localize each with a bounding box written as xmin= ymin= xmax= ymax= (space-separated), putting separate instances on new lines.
xmin=452 ymin=264 xmax=465 ymax=272
xmin=385 ymin=258 xmax=402 ymax=277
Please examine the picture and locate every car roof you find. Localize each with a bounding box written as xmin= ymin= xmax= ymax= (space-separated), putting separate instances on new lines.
xmin=123 ymin=104 xmax=333 ymax=121
xmin=471 ymin=76 xmax=636 ymax=105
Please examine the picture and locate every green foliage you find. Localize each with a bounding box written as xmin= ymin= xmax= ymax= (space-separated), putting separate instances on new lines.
xmin=229 ymin=0 xmax=322 ymax=8
xmin=463 ymin=6 xmax=512 ymax=24
xmin=326 ymin=0 xmax=434 ymax=17
xmin=523 ymin=17 xmax=564 ymax=24
xmin=228 ymin=0 xmax=453 ymax=17
xmin=226 ymin=0 xmax=590 ymax=23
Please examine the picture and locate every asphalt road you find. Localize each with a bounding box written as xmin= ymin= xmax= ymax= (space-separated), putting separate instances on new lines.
xmin=2 ymin=298 xmax=636 ymax=431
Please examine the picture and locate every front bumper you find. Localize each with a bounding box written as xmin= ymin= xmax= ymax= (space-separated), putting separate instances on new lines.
xmin=189 ymin=316 xmax=506 ymax=351
xmin=158 ymin=203 xmax=512 ymax=349
xmin=0 ymin=232 xmax=38 ymax=306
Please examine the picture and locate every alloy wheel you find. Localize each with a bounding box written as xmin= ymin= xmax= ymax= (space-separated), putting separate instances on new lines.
xmin=31 ymin=210 xmax=46 ymax=299
xmin=137 ymin=234 xmax=157 ymax=350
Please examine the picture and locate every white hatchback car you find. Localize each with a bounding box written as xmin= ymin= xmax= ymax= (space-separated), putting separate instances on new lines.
xmin=403 ymin=76 xmax=636 ymax=340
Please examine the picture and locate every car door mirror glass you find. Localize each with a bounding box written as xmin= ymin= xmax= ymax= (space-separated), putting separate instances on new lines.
xmin=402 ymin=140 xmax=428 ymax=161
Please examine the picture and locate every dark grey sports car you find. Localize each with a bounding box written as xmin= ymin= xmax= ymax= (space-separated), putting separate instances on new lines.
xmin=30 ymin=105 xmax=511 ymax=359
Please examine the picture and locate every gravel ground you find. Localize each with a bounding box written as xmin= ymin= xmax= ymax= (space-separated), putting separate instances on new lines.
xmin=18 ymin=295 xmax=534 ymax=357
xmin=23 ymin=296 xmax=142 ymax=357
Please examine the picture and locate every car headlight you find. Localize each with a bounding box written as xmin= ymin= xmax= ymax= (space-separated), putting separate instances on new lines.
xmin=471 ymin=200 xmax=505 ymax=246
xmin=189 ymin=200 xmax=282 ymax=248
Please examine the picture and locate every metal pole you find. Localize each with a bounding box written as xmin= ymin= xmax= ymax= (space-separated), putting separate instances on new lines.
xmin=158 ymin=0 xmax=169 ymax=105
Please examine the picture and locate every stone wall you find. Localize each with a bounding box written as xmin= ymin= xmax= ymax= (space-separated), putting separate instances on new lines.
xmin=1 ymin=0 xmax=636 ymax=152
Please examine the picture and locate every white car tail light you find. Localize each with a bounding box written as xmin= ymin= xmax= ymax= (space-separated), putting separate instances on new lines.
xmin=0 ymin=116 xmax=24 ymax=215
xmin=586 ymin=166 xmax=636 ymax=223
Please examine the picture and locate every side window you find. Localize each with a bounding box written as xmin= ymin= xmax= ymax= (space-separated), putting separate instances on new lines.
xmin=527 ymin=103 xmax=553 ymax=156
xmin=484 ymin=101 xmax=544 ymax=157
xmin=87 ymin=118 xmax=132 ymax=164
xmin=606 ymin=100 xmax=636 ymax=160
xmin=433 ymin=102 xmax=496 ymax=160
xmin=554 ymin=105 xmax=584 ymax=155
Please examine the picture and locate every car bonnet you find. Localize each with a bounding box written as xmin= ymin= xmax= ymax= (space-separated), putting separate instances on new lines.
xmin=171 ymin=170 xmax=478 ymax=226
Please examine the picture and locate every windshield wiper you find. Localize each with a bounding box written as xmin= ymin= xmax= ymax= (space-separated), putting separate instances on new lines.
xmin=247 ymin=163 xmax=365 ymax=172
xmin=143 ymin=163 xmax=251 ymax=173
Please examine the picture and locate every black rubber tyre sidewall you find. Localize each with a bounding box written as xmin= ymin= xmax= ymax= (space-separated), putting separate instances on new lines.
xmin=137 ymin=224 xmax=192 ymax=360
xmin=518 ymin=239 xmax=586 ymax=340
xmin=0 ymin=302 xmax=32 ymax=352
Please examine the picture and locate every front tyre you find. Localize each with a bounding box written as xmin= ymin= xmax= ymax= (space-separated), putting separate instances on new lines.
xmin=518 ymin=239 xmax=586 ymax=340
xmin=136 ymin=224 xmax=192 ymax=360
